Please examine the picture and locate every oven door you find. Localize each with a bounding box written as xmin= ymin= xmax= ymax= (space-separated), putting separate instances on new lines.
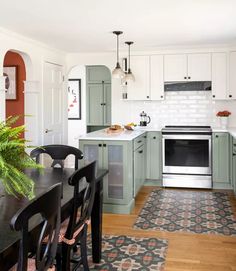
xmin=162 ymin=134 xmax=212 ymax=175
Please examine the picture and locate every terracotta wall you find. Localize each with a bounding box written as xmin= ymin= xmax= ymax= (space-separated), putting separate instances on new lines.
xmin=3 ymin=51 xmax=25 ymax=128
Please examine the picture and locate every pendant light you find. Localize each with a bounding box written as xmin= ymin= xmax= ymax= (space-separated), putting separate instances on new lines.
xmin=124 ymin=41 xmax=135 ymax=82
xmin=112 ymin=31 xmax=125 ymax=79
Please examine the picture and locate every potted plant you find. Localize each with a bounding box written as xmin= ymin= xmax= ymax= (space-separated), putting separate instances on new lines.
xmin=216 ymin=110 xmax=231 ymax=129
xmin=0 ymin=116 xmax=43 ymax=199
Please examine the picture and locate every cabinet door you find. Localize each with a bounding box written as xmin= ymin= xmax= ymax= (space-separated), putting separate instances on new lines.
xmin=134 ymin=145 xmax=145 ymax=196
xmin=127 ymin=56 xmax=150 ymax=100
xmin=86 ymin=66 xmax=111 ymax=84
xmin=150 ymin=55 xmax=164 ymax=100
xmin=87 ymin=84 xmax=104 ymax=125
xmin=164 ymin=54 xmax=187 ymax=82
xmin=233 ymin=154 xmax=236 ymax=196
xmin=79 ymin=140 xmax=103 ymax=169
xmin=187 ymin=53 xmax=211 ymax=81
xmin=229 ymin=51 xmax=236 ymax=99
xmin=212 ymin=133 xmax=229 ymax=183
xmin=146 ymin=132 xmax=162 ymax=180
xmin=103 ymin=141 xmax=133 ymax=204
xmin=103 ymin=83 xmax=111 ymax=126
xmin=212 ymin=53 xmax=227 ymax=100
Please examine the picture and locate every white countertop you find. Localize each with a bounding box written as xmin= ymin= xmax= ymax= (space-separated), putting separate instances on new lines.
xmin=79 ymin=129 xmax=146 ymax=141
xmin=78 ymin=126 xmax=236 ymax=141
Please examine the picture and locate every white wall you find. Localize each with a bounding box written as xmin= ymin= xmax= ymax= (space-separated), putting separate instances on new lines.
xmin=66 ymin=47 xmax=236 ymax=130
xmin=68 ymin=65 xmax=86 ymax=147
xmin=0 ymin=28 xmax=67 ymax=146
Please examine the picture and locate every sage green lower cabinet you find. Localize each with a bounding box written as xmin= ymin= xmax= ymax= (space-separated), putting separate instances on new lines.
xmin=146 ymin=132 xmax=162 ymax=185
xmin=79 ymin=139 xmax=134 ymax=214
xmin=212 ymin=132 xmax=231 ymax=188
xmin=134 ymin=144 xmax=146 ymax=196
xmin=232 ymin=137 xmax=236 ymax=196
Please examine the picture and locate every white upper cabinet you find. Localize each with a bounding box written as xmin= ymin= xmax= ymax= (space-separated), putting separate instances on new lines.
xmin=164 ymin=54 xmax=187 ymax=82
xmin=127 ymin=55 xmax=150 ymax=100
xmin=212 ymin=53 xmax=228 ymax=100
xmin=187 ymin=53 xmax=211 ymax=81
xmin=164 ymin=53 xmax=211 ymax=82
xmin=150 ymin=55 xmax=164 ymax=100
xmin=229 ymin=51 xmax=236 ymax=99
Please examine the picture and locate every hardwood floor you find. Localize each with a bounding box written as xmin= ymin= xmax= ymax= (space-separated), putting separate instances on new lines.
xmin=102 ymin=186 xmax=236 ymax=271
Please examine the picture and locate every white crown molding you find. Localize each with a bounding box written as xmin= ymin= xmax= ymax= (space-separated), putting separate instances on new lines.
xmin=0 ymin=27 xmax=66 ymax=55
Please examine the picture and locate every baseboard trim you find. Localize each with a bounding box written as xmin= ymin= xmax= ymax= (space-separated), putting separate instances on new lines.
xmin=103 ymin=199 xmax=135 ymax=214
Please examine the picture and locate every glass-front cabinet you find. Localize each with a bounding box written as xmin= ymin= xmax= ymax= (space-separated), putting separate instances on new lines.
xmin=79 ymin=140 xmax=133 ymax=208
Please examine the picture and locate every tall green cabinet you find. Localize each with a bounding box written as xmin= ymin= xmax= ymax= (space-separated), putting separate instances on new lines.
xmin=86 ymin=66 xmax=111 ymax=132
xmin=212 ymin=132 xmax=230 ymax=188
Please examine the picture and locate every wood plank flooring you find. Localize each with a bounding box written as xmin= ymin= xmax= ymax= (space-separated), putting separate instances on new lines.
xmin=102 ymin=187 xmax=236 ymax=271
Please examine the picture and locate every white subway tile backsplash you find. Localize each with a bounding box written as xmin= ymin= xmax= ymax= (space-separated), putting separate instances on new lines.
xmin=116 ymin=91 xmax=236 ymax=127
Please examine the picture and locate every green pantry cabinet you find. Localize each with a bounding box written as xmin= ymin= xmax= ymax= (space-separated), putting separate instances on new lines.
xmin=212 ymin=132 xmax=231 ymax=188
xmin=79 ymin=134 xmax=147 ymax=214
xmin=86 ymin=66 xmax=111 ymax=132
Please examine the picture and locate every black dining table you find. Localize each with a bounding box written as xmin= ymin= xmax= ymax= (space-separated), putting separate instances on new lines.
xmin=0 ymin=167 xmax=108 ymax=271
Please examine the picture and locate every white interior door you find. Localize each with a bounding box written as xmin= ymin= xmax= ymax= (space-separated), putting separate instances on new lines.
xmin=43 ymin=62 xmax=63 ymax=145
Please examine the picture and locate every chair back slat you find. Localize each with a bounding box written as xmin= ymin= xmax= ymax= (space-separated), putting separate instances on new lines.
xmin=30 ymin=145 xmax=83 ymax=169
xmin=10 ymin=183 xmax=62 ymax=271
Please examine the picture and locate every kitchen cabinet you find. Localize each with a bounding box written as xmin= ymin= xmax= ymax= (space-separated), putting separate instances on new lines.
xmin=150 ymin=55 xmax=164 ymax=100
xmin=86 ymin=66 xmax=111 ymax=129
xmin=79 ymin=140 xmax=133 ymax=206
xmin=232 ymin=137 xmax=236 ymax=196
xmin=229 ymin=51 xmax=236 ymax=100
xmin=212 ymin=53 xmax=228 ymax=100
xmin=164 ymin=53 xmax=211 ymax=82
xmin=126 ymin=55 xmax=164 ymax=101
xmin=133 ymin=134 xmax=147 ymax=196
xmin=86 ymin=65 xmax=111 ymax=84
xmin=126 ymin=56 xmax=150 ymax=100
xmin=146 ymin=131 xmax=162 ymax=180
xmin=212 ymin=132 xmax=230 ymax=185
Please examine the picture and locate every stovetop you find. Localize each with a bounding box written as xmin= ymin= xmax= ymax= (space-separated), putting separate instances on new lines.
xmin=162 ymin=125 xmax=212 ymax=133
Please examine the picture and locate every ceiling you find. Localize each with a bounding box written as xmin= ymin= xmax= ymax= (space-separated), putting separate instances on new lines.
xmin=0 ymin=0 xmax=236 ymax=53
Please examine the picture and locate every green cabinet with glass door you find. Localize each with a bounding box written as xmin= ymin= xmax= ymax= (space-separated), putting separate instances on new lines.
xmin=79 ymin=139 xmax=134 ymax=214
xmin=212 ymin=132 xmax=230 ymax=188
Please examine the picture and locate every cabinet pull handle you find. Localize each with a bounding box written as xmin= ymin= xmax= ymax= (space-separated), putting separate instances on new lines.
xmin=233 ymin=153 xmax=236 ymax=156
xmin=138 ymin=150 xmax=143 ymax=154
xmin=215 ymin=135 xmax=218 ymax=138
xmin=160 ymin=95 xmax=163 ymax=98
xmin=147 ymin=95 xmax=149 ymax=99
xmin=229 ymin=95 xmax=232 ymax=98
xmin=153 ymin=136 xmax=156 ymax=139
xmin=137 ymin=140 xmax=142 ymax=143
xmin=212 ymin=95 xmax=215 ymax=98
xmin=103 ymin=144 xmax=107 ymax=147
xmin=98 ymin=144 xmax=102 ymax=147
xmin=188 ymin=76 xmax=191 ymax=79
xmin=144 ymin=136 xmax=147 ymax=138
xmin=184 ymin=76 xmax=187 ymax=79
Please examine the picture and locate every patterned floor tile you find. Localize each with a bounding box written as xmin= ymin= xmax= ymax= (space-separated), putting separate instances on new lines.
xmin=87 ymin=235 xmax=168 ymax=271
xmin=133 ymin=189 xmax=236 ymax=236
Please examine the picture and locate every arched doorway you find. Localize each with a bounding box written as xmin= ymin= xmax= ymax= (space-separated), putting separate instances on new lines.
xmin=3 ymin=51 xmax=26 ymax=132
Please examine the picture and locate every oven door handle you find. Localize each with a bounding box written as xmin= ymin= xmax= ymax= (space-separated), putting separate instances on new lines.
xmin=162 ymin=134 xmax=212 ymax=140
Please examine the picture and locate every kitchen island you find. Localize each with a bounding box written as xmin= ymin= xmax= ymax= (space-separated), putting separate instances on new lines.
xmin=78 ymin=128 xmax=162 ymax=214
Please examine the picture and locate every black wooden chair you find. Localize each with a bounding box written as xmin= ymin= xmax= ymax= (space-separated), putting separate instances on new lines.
xmin=58 ymin=161 xmax=97 ymax=271
xmin=9 ymin=183 xmax=62 ymax=271
xmin=30 ymin=145 xmax=83 ymax=169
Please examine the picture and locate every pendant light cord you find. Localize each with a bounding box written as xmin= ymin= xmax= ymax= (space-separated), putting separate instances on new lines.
xmin=117 ymin=34 xmax=119 ymax=63
xmin=128 ymin=44 xmax=130 ymax=70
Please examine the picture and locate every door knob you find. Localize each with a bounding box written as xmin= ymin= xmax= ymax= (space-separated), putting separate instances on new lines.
xmin=45 ymin=129 xmax=53 ymax=133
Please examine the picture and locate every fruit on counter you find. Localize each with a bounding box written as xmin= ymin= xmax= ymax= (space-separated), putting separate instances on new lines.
xmin=127 ymin=122 xmax=137 ymax=126
xmin=109 ymin=124 xmax=122 ymax=130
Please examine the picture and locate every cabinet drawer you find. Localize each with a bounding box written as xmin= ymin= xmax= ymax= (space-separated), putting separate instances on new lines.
xmin=134 ymin=134 xmax=145 ymax=150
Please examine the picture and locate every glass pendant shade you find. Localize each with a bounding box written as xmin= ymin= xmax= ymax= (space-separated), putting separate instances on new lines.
xmin=125 ymin=68 xmax=135 ymax=82
xmin=112 ymin=31 xmax=124 ymax=79
xmin=112 ymin=62 xmax=125 ymax=78
xmin=124 ymin=41 xmax=135 ymax=82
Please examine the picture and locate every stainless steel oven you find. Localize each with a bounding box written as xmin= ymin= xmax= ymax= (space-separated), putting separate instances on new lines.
xmin=162 ymin=126 xmax=212 ymax=188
